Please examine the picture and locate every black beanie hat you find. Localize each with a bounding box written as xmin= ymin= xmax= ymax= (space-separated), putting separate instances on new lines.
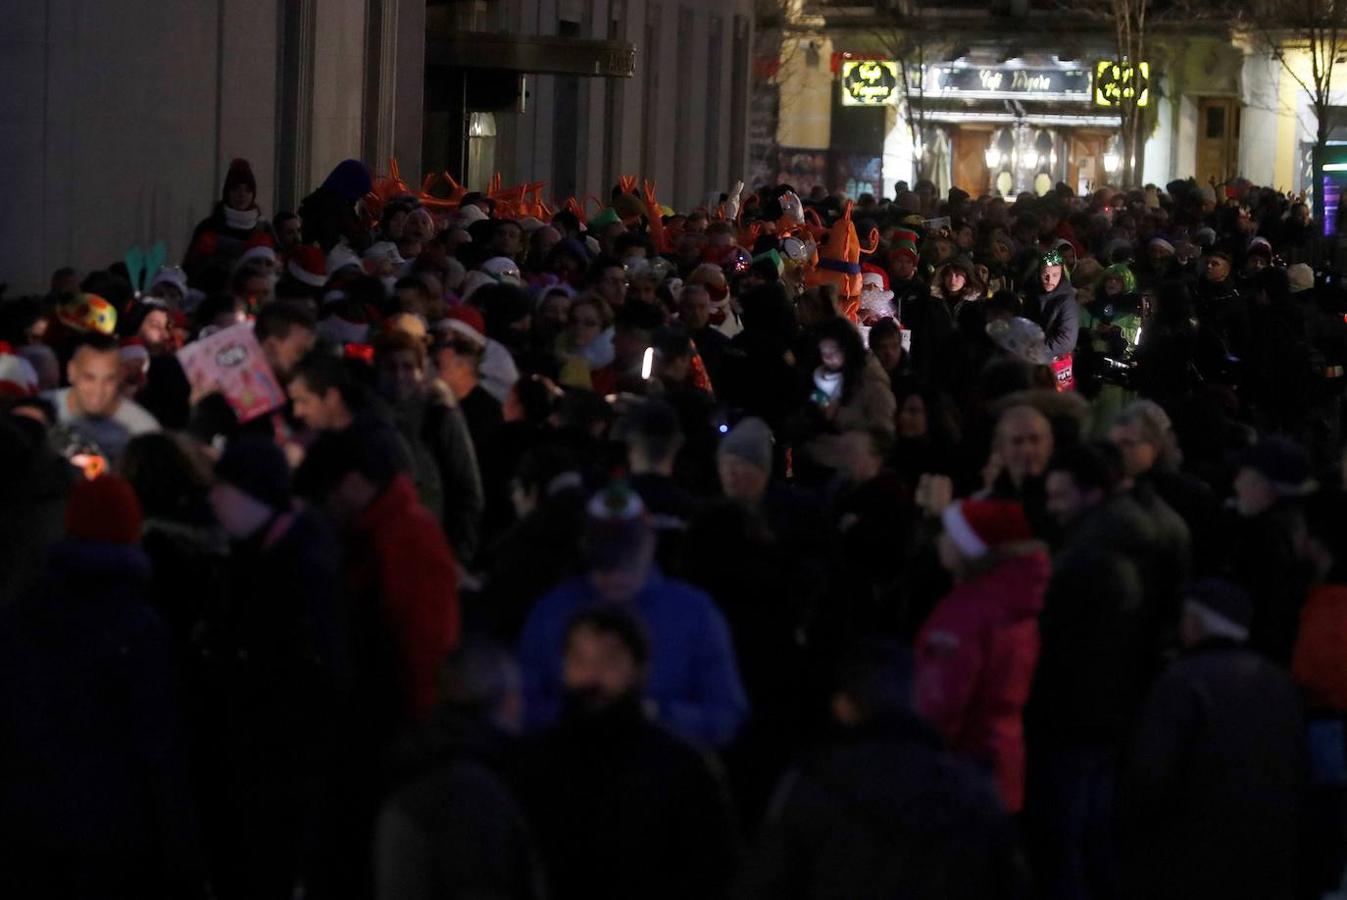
xmin=222 ymin=158 xmax=257 ymax=203
xmin=215 ymin=436 xmax=292 ymax=511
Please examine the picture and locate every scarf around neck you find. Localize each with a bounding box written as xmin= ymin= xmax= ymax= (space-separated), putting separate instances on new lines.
xmin=224 ymin=205 xmax=260 ymax=231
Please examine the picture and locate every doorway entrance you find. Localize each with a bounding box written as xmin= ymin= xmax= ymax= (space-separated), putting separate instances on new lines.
xmin=1068 ymin=131 xmax=1111 ymax=194
xmin=1196 ymin=97 xmax=1240 ymax=188
xmin=950 ymin=127 xmax=991 ymax=195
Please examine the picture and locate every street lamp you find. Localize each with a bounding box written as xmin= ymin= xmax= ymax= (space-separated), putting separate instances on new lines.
xmin=985 ymin=147 xmax=1002 ymax=169
xmin=1104 ymin=151 xmax=1121 ymax=174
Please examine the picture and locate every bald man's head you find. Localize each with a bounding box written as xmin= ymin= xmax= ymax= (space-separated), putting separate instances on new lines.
xmin=995 ymin=405 xmax=1053 ymax=485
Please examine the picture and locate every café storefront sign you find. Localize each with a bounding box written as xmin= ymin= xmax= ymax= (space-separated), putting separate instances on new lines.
xmin=1093 ymin=60 xmax=1151 ymax=108
xmin=841 ymin=60 xmax=900 ymax=107
xmin=921 ymin=65 xmax=1092 ymax=102
xmin=841 ymin=60 xmax=1111 ymax=107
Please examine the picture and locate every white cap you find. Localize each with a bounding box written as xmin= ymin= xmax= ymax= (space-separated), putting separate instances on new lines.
xmin=456 ymin=204 xmax=489 ymax=226
xmin=326 ymin=243 xmax=362 ymax=274
xmin=459 ymin=270 xmax=497 ymax=304
xmin=363 ymin=241 xmax=407 ymax=267
xmin=150 ymin=266 xmax=189 ymax=297
xmin=481 ymin=256 xmax=523 ymax=284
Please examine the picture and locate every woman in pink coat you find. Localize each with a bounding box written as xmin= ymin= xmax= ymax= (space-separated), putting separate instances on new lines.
xmin=915 ymin=498 xmax=1050 ymax=812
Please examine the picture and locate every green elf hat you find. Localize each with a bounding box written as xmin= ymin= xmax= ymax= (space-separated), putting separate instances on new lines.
xmin=1039 ymin=249 xmax=1066 ymax=268
xmin=1102 ymin=262 xmax=1137 ymax=295
xmin=752 ymin=248 xmax=785 ymax=276
xmin=588 ymin=207 xmax=623 ymax=232
xmin=1038 ymin=249 xmax=1071 ymax=284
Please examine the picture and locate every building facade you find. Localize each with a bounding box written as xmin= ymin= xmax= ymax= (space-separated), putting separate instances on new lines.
xmin=750 ymin=0 xmax=1331 ymax=206
xmin=1 ymin=0 xmax=752 ymax=294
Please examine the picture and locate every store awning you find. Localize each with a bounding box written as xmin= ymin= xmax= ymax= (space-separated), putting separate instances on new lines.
xmin=917 ymin=108 xmax=1122 ymax=128
xmin=426 ymin=32 xmax=636 ymax=78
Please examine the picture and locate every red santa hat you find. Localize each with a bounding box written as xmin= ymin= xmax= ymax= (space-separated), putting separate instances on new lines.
xmin=119 ymin=336 xmax=150 ymax=369
xmin=438 ymin=305 xmax=488 ymax=349
xmin=941 ymin=499 xmax=1034 ymax=558
xmin=861 ymin=262 xmax=890 ymax=292
xmin=287 ymin=245 xmax=327 ymax=288
xmin=0 ymin=342 xmax=39 ymax=398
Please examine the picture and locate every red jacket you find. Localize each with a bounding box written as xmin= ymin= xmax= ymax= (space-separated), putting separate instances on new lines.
xmin=353 ymin=474 xmax=460 ymax=722
xmin=1293 ymin=584 xmax=1347 ymax=712
xmin=915 ymin=545 xmax=1050 ymax=812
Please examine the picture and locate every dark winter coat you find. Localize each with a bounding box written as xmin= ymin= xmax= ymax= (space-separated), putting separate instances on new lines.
xmin=520 ymin=698 xmax=740 ymax=900
xmin=1227 ymin=501 xmax=1312 ymax=667
xmin=737 ymin=715 xmax=1027 ymax=900
xmin=183 ymin=205 xmax=277 ymax=281
xmin=0 ymin=416 xmax=73 ymax=607
xmin=390 ymin=389 xmax=485 ymax=564
xmin=376 ymin=713 xmax=545 ymax=900
xmin=908 ymin=289 xmax=988 ymax=401
xmin=1120 ymin=639 xmax=1304 ymax=900
xmin=190 ymin=508 xmax=341 ymax=898
xmin=0 ymin=540 xmax=202 ymax=898
xmin=1025 ymin=279 xmax=1080 ymax=359
xmin=1026 ymin=540 xmax=1147 ymax=749
xmin=471 ymin=485 xmax=586 ymax=642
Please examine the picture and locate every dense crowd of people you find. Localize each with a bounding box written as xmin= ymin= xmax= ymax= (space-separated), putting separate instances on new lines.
xmin=4 ymin=154 xmax=1347 ymax=899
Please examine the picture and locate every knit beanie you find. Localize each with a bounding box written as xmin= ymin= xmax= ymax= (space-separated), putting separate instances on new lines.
xmin=65 ymin=474 xmax=143 ymax=544
xmin=717 ymin=416 xmax=774 ymax=475
xmin=583 ymin=481 xmax=653 ymax=570
xmin=1239 ymin=436 xmax=1314 ymax=498
xmin=941 ymin=499 xmax=1033 ymax=558
xmin=215 ymin=436 xmax=293 ymax=511
xmin=222 ymin=158 xmax=257 ymax=203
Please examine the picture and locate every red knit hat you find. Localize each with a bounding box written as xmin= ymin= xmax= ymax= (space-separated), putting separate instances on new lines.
xmin=287 ymin=245 xmax=327 ymax=288
xmin=65 ymin=475 xmax=143 ymax=544
xmin=222 ymin=158 xmax=257 ymax=202
xmin=941 ymin=499 xmax=1033 ymax=558
xmin=439 ymin=305 xmax=487 ymax=348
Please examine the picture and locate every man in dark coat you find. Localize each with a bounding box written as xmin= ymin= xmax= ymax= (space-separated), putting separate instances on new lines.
xmin=737 ymin=638 xmax=1027 ymax=900
xmin=1029 ymin=443 xmax=1151 ymax=900
xmin=1119 ymin=578 xmax=1304 ymax=900
xmin=376 ymin=641 xmax=545 ymax=900
xmin=0 ymin=475 xmax=202 ymax=898
xmin=1111 ymin=399 xmax=1221 ymax=575
xmin=1227 ymin=436 xmax=1314 ymax=666
xmin=201 ymin=437 xmax=342 ymax=899
xmin=1024 ymin=249 xmax=1080 ymax=362
xmin=520 ymin=606 xmax=740 ymax=900
xmin=679 ymin=283 xmax=733 ymax=389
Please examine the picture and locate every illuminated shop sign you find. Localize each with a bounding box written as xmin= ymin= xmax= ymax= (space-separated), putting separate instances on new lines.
xmin=841 ymin=60 xmax=900 ymax=106
xmin=926 ymin=66 xmax=1092 ymax=100
xmin=1093 ymin=61 xmax=1150 ymax=108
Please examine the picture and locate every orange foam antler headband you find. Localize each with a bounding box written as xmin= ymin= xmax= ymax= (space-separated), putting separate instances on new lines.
xmin=860 ymin=227 xmax=880 ymax=255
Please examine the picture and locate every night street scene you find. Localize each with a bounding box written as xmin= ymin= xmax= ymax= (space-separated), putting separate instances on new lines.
xmin=11 ymin=0 xmax=1347 ymax=897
